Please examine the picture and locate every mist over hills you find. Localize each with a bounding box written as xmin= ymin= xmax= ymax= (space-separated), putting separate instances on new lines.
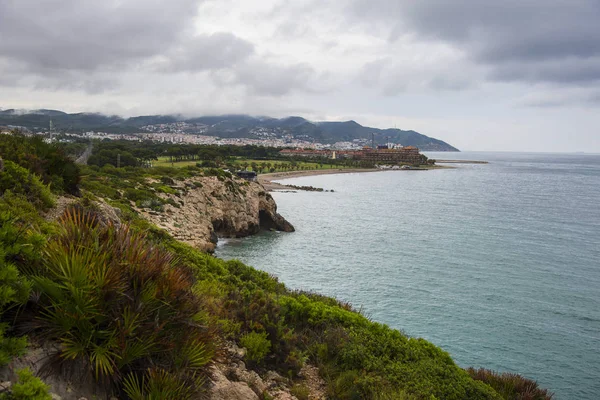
xmin=0 ymin=108 xmax=459 ymax=151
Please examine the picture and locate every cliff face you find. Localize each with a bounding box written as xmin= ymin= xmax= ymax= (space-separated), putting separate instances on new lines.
xmin=138 ymin=176 xmax=294 ymax=252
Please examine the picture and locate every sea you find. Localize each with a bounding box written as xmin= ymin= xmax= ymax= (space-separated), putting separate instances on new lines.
xmin=216 ymin=152 xmax=600 ymax=399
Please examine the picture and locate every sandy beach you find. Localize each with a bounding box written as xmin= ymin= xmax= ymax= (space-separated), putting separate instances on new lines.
xmin=258 ymin=168 xmax=379 ymax=191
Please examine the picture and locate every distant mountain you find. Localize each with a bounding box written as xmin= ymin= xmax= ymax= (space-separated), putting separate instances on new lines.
xmin=0 ymin=108 xmax=459 ymax=151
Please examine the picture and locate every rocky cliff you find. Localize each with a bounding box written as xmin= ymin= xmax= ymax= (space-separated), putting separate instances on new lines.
xmin=137 ymin=175 xmax=294 ymax=252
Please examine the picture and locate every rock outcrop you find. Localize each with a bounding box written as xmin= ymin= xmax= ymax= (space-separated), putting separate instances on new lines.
xmin=1 ymin=341 xmax=326 ymax=400
xmin=205 ymin=342 xmax=326 ymax=400
xmin=138 ymin=176 xmax=294 ymax=252
xmin=0 ymin=342 xmax=107 ymax=400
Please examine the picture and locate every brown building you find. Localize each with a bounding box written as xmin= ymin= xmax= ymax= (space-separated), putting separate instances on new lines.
xmin=359 ymin=146 xmax=428 ymax=165
xmin=279 ymin=146 xmax=430 ymax=165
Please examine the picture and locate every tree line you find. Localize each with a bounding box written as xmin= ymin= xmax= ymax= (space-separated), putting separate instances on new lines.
xmin=87 ymin=140 xmax=375 ymax=170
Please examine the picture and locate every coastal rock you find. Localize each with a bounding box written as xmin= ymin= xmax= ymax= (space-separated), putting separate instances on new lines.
xmin=270 ymin=390 xmax=298 ymax=400
xmin=43 ymin=196 xmax=122 ymax=228
xmin=0 ymin=343 xmax=106 ymax=400
xmin=138 ymin=176 xmax=294 ymax=252
xmin=206 ymin=342 xmax=325 ymax=400
xmin=207 ymin=366 xmax=259 ymax=400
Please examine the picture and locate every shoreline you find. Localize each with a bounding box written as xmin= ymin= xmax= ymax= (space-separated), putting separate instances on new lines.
xmin=435 ymin=159 xmax=489 ymax=164
xmin=258 ymin=168 xmax=379 ymax=191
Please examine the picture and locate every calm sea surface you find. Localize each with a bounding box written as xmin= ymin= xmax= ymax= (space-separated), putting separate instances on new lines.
xmin=216 ymin=152 xmax=600 ymax=399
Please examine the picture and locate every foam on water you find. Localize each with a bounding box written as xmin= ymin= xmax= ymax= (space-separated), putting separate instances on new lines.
xmin=216 ymin=152 xmax=600 ymax=399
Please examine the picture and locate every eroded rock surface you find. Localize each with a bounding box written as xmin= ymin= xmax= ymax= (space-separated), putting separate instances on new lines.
xmin=205 ymin=342 xmax=326 ymax=400
xmin=0 ymin=343 xmax=105 ymax=400
xmin=208 ymin=366 xmax=259 ymax=400
xmin=138 ymin=176 xmax=294 ymax=252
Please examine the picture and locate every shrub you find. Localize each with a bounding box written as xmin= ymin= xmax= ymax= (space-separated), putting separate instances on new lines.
xmin=80 ymin=180 xmax=121 ymax=200
xmin=156 ymin=230 xmax=505 ymax=399
xmin=196 ymin=161 xmax=218 ymax=168
xmin=0 ymin=368 xmax=51 ymax=400
xmin=154 ymin=185 xmax=177 ymax=195
xmin=466 ymin=368 xmax=554 ymax=400
xmin=0 ymin=324 xmax=27 ymax=367
xmin=0 ymin=161 xmax=54 ymax=210
xmin=138 ymin=198 xmax=164 ymax=211
xmin=123 ymin=188 xmax=164 ymax=211
xmin=26 ymin=208 xmax=214 ymax=396
xmin=290 ymin=384 xmax=310 ymax=400
xmin=160 ymin=176 xmax=175 ymax=185
xmin=123 ymin=367 xmax=204 ymax=400
xmin=0 ymin=208 xmax=38 ymax=367
xmin=240 ymin=331 xmax=271 ymax=364
xmin=0 ymin=134 xmax=80 ymax=195
xmin=124 ymin=188 xmax=152 ymax=203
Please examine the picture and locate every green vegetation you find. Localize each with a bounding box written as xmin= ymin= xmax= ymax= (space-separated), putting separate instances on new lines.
xmin=0 ymin=133 xmax=80 ymax=194
xmin=78 ymin=161 xmax=251 ymax=221
xmin=28 ymin=208 xmax=214 ymax=396
xmin=0 ymin=368 xmax=52 ymax=400
xmin=87 ymin=140 xmax=374 ymax=172
xmin=154 ymin=156 xmax=358 ymax=173
xmin=0 ymin=161 xmax=55 ymax=210
xmin=165 ymin=240 xmax=504 ymax=399
xmin=0 ymin=134 xmax=550 ymax=399
xmin=240 ymin=331 xmax=272 ymax=364
xmin=466 ymin=368 xmax=554 ymax=400
xmin=290 ymin=384 xmax=310 ymax=400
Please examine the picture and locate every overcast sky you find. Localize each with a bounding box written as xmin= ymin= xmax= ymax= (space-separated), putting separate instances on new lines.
xmin=1 ymin=0 xmax=599 ymax=152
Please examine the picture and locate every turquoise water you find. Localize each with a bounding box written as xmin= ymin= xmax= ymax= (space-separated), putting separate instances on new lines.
xmin=216 ymin=152 xmax=600 ymax=399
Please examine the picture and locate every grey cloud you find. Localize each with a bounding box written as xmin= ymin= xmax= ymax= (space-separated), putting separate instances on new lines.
xmin=520 ymin=88 xmax=600 ymax=108
xmin=360 ymin=58 xmax=475 ymax=95
xmin=0 ymin=0 xmax=200 ymax=73
xmin=161 ymin=33 xmax=255 ymax=72
xmin=32 ymin=74 xmax=120 ymax=95
xmin=232 ymin=60 xmax=317 ymax=96
xmin=0 ymin=0 xmax=320 ymax=97
xmin=490 ymin=57 xmax=600 ymax=84
xmin=348 ymin=0 xmax=600 ymax=86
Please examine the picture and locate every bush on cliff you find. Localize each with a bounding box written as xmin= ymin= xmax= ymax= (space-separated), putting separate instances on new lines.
xmin=0 ymin=134 xmax=80 ymax=195
xmin=0 ymin=206 xmax=43 ymax=366
xmin=466 ymin=368 xmax=554 ymax=400
xmin=0 ymin=161 xmax=55 ymax=211
xmin=164 ymin=238 xmax=503 ymax=399
xmin=23 ymin=208 xmax=214 ymax=398
xmin=240 ymin=331 xmax=271 ymax=364
xmin=0 ymin=368 xmax=52 ymax=400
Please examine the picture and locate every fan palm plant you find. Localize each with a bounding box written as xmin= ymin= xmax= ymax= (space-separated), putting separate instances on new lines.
xmin=26 ymin=207 xmax=214 ymax=398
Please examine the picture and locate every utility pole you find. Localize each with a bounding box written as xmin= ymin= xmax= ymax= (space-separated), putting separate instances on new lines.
xmin=117 ymin=153 xmax=121 ymax=168
xmin=372 ymin=132 xmax=375 ymax=149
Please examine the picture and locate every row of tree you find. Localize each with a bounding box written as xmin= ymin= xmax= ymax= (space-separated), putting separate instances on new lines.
xmin=86 ymin=139 xmax=376 ymax=170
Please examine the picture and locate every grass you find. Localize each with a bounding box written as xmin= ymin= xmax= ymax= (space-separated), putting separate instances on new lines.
xmin=152 ymin=156 xmax=354 ymax=173
xmin=153 ymin=157 xmax=199 ymax=168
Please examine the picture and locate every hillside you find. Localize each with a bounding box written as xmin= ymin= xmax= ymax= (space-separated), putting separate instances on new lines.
xmin=0 ymin=133 xmax=555 ymax=399
xmin=0 ymin=108 xmax=459 ymax=151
